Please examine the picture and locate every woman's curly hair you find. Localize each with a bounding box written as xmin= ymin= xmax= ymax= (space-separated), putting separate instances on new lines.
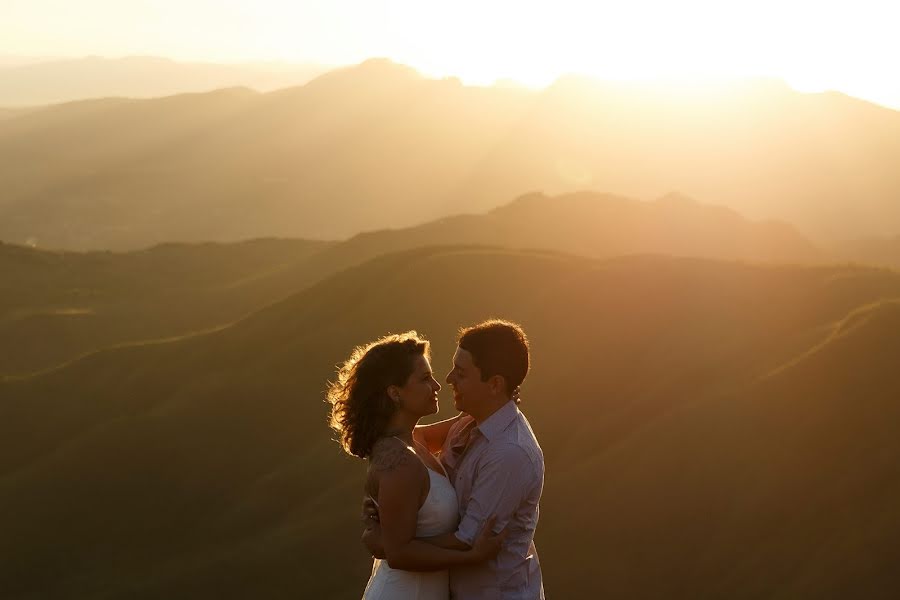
xmin=327 ymin=331 xmax=430 ymax=459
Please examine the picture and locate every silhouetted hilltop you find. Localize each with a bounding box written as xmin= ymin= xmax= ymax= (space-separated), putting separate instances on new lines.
xmin=320 ymin=190 xmax=822 ymax=266
xmin=828 ymin=235 xmax=900 ymax=270
xmin=481 ymin=73 xmax=900 ymax=239
xmin=302 ymin=57 xmax=423 ymax=90
xmin=0 ymin=238 xmax=334 ymax=375
xmin=0 ymin=60 xmax=532 ymax=249
xmin=0 ymin=55 xmax=328 ymax=106
xmin=3 ymin=190 xmax=823 ymax=375
xmin=2 ymin=248 xmax=900 ymax=598
xmin=0 ymin=107 xmax=36 ymax=120
xmin=3 ymin=60 xmax=900 ymax=250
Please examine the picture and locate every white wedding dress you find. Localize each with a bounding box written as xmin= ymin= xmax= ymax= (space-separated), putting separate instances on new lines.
xmin=362 ymin=463 xmax=459 ymax=600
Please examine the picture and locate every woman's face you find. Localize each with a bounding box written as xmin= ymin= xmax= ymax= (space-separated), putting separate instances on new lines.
xmin=396 ymin=354 xmax=441 ymax=417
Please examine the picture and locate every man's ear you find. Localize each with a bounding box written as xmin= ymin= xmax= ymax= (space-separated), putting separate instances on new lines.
xmin=488 ymin=374 xmax=507 ymax=396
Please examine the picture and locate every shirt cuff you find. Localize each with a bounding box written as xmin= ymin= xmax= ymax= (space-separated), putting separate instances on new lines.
xmin=455 ymin=517 xmax=479 ymax=547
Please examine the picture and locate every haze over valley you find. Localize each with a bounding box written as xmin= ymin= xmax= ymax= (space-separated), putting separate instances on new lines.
xmin=3 ymin=60 xmax=900 ymax=251
xmin=3 ymin=16 xmax=900 ymax=597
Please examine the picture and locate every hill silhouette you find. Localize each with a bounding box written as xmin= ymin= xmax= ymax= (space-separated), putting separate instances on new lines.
xmin=828 ymin=235 xmax=900 ymax=270
xmin=1 ymin=191 xmax=822 ymax=375
xmin=329 ymin=191 xmax=822 ymax=265
xmin=0 ymin=56 xmax=328 ymax=106
xmin=0 ymin=238 xmax=333 ymax=375
xmin=2 ymin=60 xmax=899 ymax=250
xmin=2 ymin=247 xmax=900 ymax=598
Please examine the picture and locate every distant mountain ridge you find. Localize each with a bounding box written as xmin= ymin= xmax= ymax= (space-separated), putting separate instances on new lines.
xmin=2 ymin=59 xmax=899 ymax=250
xmin=0 ymin=55 xmax=329 ymax=106
xmin=0 ymin=191 xmax=823 ymax=375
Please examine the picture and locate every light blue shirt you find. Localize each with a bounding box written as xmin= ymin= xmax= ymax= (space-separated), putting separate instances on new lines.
xmin=441 ymin=401 xmax=545 ymax=600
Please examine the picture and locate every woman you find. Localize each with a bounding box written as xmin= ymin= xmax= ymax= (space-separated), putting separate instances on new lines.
xmin=327 ymin=331 xmax=503 ymax=600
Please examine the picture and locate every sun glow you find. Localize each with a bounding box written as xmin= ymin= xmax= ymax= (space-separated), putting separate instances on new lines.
xmin=3 ymin=0 xmax=898 ymax=108
xmin=376 ymin=0 xmax=899 ymax=107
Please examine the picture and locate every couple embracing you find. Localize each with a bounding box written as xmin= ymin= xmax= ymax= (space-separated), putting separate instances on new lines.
xmin=328 ymin=319 xmax=545 ymax=599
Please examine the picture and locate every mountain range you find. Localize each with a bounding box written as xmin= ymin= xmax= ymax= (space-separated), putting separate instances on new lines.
xmin=3 ymin=56 xmax=899 ymax=599
xmin=0 ymin=191 xmax=827 ymax=376
xmin=2 ymin=59 xmax=900 ymax=250
xmin=0 ymin=56 xmax=328 ymax=106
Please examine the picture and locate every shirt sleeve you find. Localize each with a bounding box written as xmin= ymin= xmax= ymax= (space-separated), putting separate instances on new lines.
xmin=455 ymin=442 xmax=536 ymax=546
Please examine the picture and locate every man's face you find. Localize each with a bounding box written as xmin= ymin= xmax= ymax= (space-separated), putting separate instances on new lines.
xmin=445 ymin=346 xmax=491 ymax=413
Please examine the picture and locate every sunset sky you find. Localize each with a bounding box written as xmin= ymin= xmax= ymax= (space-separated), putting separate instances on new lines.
xmin=2 ymin=0 xmax=898 ymax=108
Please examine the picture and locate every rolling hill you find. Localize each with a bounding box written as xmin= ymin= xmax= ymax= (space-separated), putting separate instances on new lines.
xmin=828 ymin=235 xmax=900 ymax=271
xmin=0 ymin=238 xmax=334 ymax=375
xmin=2 ymin=247 xmax=900 ymax=598
xmin=1 ymin=191 xmax=823 ymax=375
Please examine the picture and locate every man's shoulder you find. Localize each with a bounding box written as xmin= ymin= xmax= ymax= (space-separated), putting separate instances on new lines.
xmin=512 ymin=410 xmax=544 ymax=455
xmin=484 ymin=436 xmax=542 ymax=472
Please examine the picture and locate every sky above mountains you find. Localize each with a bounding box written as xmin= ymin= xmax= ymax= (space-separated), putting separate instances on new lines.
xmin=3 ymin=0 xmax=898 ymax=109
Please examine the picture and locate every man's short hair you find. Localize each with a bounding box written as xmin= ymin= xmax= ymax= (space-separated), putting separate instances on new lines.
xmin=458 ymin=319 xmax=529 ymax=394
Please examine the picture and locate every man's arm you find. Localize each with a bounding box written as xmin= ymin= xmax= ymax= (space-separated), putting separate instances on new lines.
xmin=360 ymin=499 xmax=502 ymax=556
xmin=421 ymin=531 xmax=472 ymax=551
xmin=445 ymin=443 xmax=536 ymax=548
xmin=363 ymin=502 xmax=504 ymax=569
xmin=413 ymin=412 xmax=464 ymax=454
xmin=363 ymin=514 xmax=468 ymax=555
xmin=363 ymin=441 xmax=503 ymax=571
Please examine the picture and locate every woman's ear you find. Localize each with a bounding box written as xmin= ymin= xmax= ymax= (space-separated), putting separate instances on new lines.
xmin=386 ymin=385 xmax=401 ymax=404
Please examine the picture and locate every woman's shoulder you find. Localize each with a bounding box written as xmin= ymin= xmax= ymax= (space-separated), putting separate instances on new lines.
xmin=369 ymin=437 xmax=426 ymax=478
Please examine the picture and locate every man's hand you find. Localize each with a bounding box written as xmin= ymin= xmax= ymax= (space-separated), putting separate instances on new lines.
xmin=361 ymin=496 xmax=385 ymax=559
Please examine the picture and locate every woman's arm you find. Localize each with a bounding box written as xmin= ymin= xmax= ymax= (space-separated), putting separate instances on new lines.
xmin=372 ymin=441 xmax=498 ymax=571
xmin=413 ymin=412 xmax=463 ymax=454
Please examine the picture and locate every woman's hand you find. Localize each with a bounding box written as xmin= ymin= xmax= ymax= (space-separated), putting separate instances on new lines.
xmin=471 ymin=516 xmax=508 ymax=561
xmin=361 ymin=496 xmax=380 ymax=523
xmin=360 ymin=496 xmax=386 ymax=558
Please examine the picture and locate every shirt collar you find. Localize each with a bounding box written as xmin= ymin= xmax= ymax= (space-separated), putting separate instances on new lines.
xmin=475 ymin=400 xmax=518 ymax=442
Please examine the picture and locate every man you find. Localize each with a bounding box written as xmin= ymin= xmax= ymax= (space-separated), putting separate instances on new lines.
xmin=364 ymin=319 xmax=545 ymax=599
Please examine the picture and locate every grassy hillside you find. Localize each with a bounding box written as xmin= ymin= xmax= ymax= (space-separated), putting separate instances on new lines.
xmin=829 ymin=235 xmax=900 ymax=270
xmin=1 ymin=191 xmax=821 ymax=375
xmin=2 ymin=247 xmax=900 ymax=598
xmin=0 ymin=238 xmax=334 ymax=375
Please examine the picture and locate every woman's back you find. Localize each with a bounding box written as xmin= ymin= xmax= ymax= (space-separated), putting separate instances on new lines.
xmin=362 ymin=440 xmax=458 ymax=600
